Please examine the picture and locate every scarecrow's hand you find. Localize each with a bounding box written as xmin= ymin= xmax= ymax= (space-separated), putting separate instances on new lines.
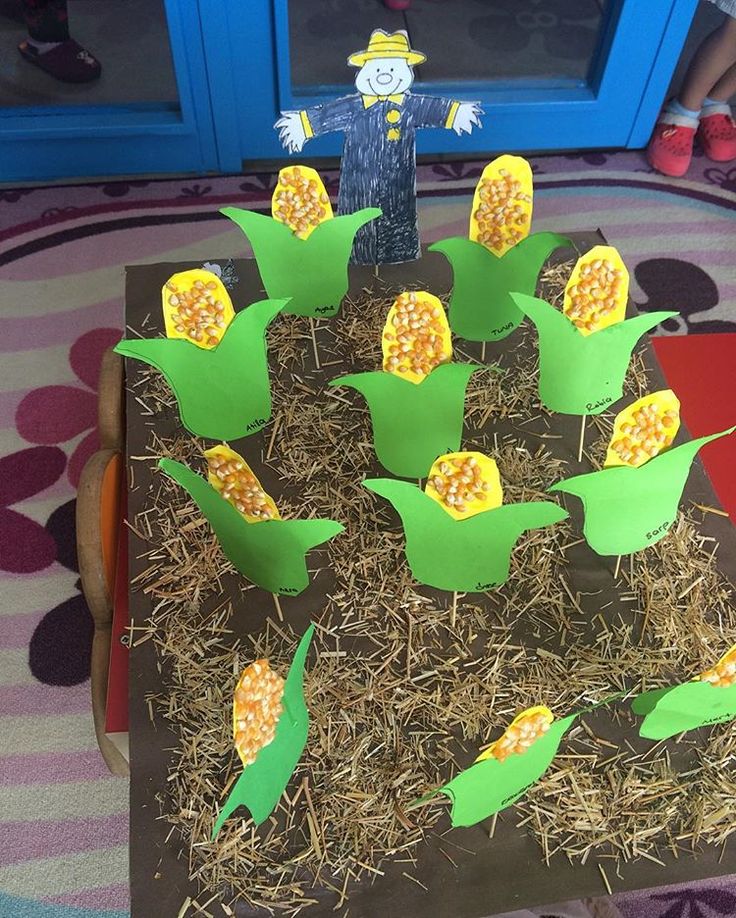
xmin=274 ymin=111 xmax=307 ymax=153
xmin=452 ymin=102 xmax=483 ymax=136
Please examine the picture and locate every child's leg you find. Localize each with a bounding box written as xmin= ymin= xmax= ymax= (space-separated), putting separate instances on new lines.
xmin=648 ymin=12 xmax=736 ymax=175
xmin=678 ymin=14 xmax=736 ymax=110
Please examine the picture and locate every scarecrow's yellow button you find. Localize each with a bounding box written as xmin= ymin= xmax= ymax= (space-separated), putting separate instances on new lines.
xmin=386 ymin=109 xmax=401 ymax=124
xmin=387 ymin=127 xmax=401 ymax=141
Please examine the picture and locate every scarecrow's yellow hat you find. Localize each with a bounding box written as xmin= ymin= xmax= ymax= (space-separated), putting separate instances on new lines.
xmin=348 ymin=30 xmax=426 ymax=67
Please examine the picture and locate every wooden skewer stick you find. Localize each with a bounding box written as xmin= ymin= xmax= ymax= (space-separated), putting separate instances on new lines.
xmin=309 ymin=317 xmax=321 ymax=370
xmin=451 ymin=591 xmax=458 ymax=629
xmin=613 ymin=555 xmax=622 ymax=579
xmin=577 ymin=414 xmax=586 ymax=463
xmin=481 ymin=341 xmax=486 ymax=363
xmin=272 ymin=593 xmax=284 ymax=622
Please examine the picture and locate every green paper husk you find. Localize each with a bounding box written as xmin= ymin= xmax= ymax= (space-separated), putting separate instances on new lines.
xmin=511 ymin=293 xmax=678 ymax=415
xmin=221 ymin=207 xmax=381 ymax=317
xmin=330 ymin=363 xmax=481 ymax=479
xmin=364 ymin=478 xmax=568 ymax=592
xmin=114 ymin=299 xmax=285 ymax=440
xmin=420 ymin=714 xmax=578 ymax=828
xmin=212 ymin=623 xmax=315 ymax=836
xmin=429 ymin=232 xmax=573 ymax=342
xmin=632 ymin=680 xmax=736 ymax=740
xmin=160 ymin=459 xmax=343 ymax=595
xmin=549 ymin=427 xmax=736 ymax=555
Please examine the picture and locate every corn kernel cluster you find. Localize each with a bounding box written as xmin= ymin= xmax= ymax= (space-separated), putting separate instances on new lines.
xmin=609 ymin=402 xmax=678 ymax=467
xmin=490 ymin=710 xmax=552 ymax=763
xmin=564 ymin=257 xmax=625 ymax=333
xmin=383 ymin=292 xmax=451 ymax=381
xmin=207 ymin=453 xmax=276 ymax=520
xmin=272 ymin=166 xmax=332 ymax=239
xmin=700 ymin=647 xmax=736 ymax=688
xmin=233 ymin=660 xmax=285 ymax=767
xmin=165 ymin=277 xmax=228 ymax=347
xmin=473 ymin=168 xmax=531 ymax=254
xmin=428 ymin=455 xmax=492 ymax=515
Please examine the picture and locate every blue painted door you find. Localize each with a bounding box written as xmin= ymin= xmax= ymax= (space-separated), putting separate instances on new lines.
xmin=0 ymin=0 xmax=219 ymax=183
xmin=206 ymin=0 xmax=699 ymax=169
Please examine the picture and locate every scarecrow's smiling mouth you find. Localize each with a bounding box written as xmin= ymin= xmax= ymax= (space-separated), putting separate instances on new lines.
xmin=368 ymin=75 xmax=401 ymax=95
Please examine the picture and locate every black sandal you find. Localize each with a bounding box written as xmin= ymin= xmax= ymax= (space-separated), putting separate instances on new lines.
xmin=19 ymin=38 xmax=101 ymax=84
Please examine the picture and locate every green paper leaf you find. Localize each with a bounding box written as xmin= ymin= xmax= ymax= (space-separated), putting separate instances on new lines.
xmin=115 ymin=299 xmax=285 ymax=440
xmin=429 ymin=232 xmax=572 ymax=342
xmin=212 ymin=623 xmax=315 ymax=836
xmin=632 ymin=680 xmax=736 ymax=740
xmin=364 ymin=478 xmax=568 ymax=592
xmin=221 ymin=207 xmax=381 ymax=317
xmin=424 ymin=714 xmax=578 ymax=827
xmin=159 ymin=459 xmax=343 ymax=595
xmin=511 ymin=293 xmax=678 ymax=415
xmin=330 ymin=363 xmax=480 ymax=479
xmin=550 ymin=427 xmax=736 ymax=555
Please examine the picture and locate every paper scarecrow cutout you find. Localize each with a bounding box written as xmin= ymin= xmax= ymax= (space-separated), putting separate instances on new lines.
xmin=275 ymin=30 xmax=482 ymax=265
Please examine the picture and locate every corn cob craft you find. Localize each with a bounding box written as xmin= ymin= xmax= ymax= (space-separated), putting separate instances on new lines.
xmin=160 ymin=452 xmax=343 ymax=596
xmin=330 ymin=293 xmax=480 ymax=479
xmin=212 ymin=624 xmax=315 ymax=836
xmin=415 ymin=707 xmax=578 ymax=828
xmin=222 ymin=165 xmax=380 ymax=317
xmin=364 ymin=451 xmax=567 ymax=592
xmin=549 ymin=392 xmax=736 ymax=555
xmin=430 ymin=155 xmax=572 ymax=343
xmin=115 ymin=272 xmax=285 ymax=440
xmin=511 ymin=246 xmax=678 ymax=416
xmin=632 ymin=644 xmax=736 ymax=740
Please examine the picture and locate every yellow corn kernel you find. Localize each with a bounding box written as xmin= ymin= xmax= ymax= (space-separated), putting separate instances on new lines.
xmin=232 ymin=658 xmax=285 ymax=767
xmin=698 ymin=644 xmax=736 ymax=689
xmin=271 ymin=164 xmax=333 ymax=239
xmin=381 ymin=290 xmax=452 ymax=385
xmin=562 ymin=245 xmax=628 ymax=336
xmin=475 ymin=706 xmax=554 ymax=764
xmin=469 ymin=155 xmax=533 ymax=257
xmin=162 ymin=269 xmax=234 ymax=350
xmin=604 ymin=389 xmax=681 ymax=469
xmin=204 ymin=444 xmax=280 ymax=523
xmin=425 ymin=451 xmax=502 ymax=521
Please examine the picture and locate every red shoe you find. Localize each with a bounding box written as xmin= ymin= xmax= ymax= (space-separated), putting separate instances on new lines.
xmin=698 ymin=111 xmax=736 ymax=162
xmin=647 ymin=121 xmax=696 ymax=177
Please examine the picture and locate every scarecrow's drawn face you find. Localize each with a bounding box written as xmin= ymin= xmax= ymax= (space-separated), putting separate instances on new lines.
xmin=355 ymin=57 xmax=414 ymax=96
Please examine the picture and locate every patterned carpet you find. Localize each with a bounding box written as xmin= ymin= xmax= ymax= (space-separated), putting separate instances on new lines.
xmin=1 ymin=148 xmax=735 ymax=918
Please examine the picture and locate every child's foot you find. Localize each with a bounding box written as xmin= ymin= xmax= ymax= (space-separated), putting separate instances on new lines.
xmin=647 ymin=120 xmax=697 ymax=177
xmin=698 ymin=104 xmax=736 ymax=162
xmin=19 ymin=38 xmax=101 ymax=83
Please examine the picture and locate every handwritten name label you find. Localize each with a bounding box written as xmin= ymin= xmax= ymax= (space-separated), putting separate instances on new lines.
xmin=246 ymin=418 xmax=267 ymax=432
xmin=645 ymin=520 xmax=672 ymax=541
xmin=278 ymin=587 xmax=299 ymax=596
xmin=491 ymin=321 xmax=514 ymax=337
xmin=475 ymin=581 xmax=496 ymax=591
xmin=701 ymin=711 xmax=736 ymax=727
xmin=501 ymin=779 xmax=536 ymax=807
xmin=315 ymin=305 xmax=334 ymax=315
xmin=586 ymin=396 xmax=612 ymax=412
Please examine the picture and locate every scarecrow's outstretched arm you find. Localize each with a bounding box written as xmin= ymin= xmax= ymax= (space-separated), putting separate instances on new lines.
xmin=275 ymin=97 xmax=356 ymax=152
xmin=409 ymin=95 xmax=483 ymax=135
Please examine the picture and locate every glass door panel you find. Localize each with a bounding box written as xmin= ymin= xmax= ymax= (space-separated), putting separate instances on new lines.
xmin=0 ymin=0 xmax=179 ymax=110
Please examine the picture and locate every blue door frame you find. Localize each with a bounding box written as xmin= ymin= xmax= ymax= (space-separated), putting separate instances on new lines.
xmin=0 ymin=0 xmax=699 ymax=183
